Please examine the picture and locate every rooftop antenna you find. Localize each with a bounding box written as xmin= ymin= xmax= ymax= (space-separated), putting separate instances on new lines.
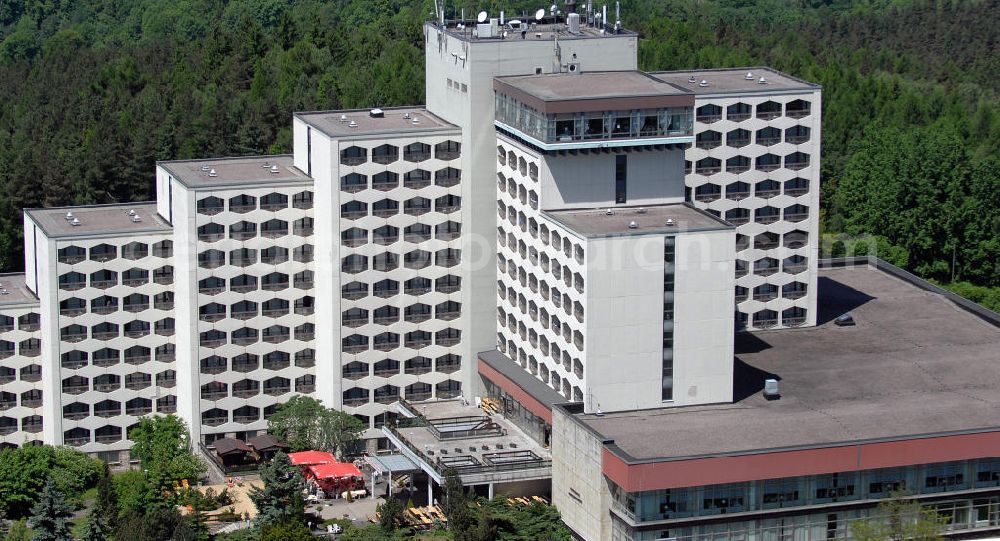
xmin=615 ymin=0 xmax=620 ymax=30
xmin=602 ymin=4 xmax=607 ymax=31
xmin=534 ymin=7 xmax=546 ymax=21
xmin=477 ymin=10 xmax=488 ymax=23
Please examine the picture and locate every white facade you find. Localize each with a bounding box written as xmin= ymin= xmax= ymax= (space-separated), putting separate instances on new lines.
xmin=0 ymin=275 xmax=43 ymax=448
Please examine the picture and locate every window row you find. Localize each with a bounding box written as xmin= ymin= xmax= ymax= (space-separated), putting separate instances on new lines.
xmin=0 ymin=313 xmax=40 ymax=332
xmin=734 ymin=281 xmax=809 ymax=303
xmin=199 ymin=349 xmax=315 ymax=374
xmin=62 ymin=396 xmax=176 ymax=421
xmin=720 ymin=204 xmax=809 ymax=225
xmin=198 ymin=246 xmax=313 ymax=268
xmin=340 ymin=141 xmax=460 ymax=166
xmin=198 ymin=271 xmax=313 ymax=294
xmin=342 ymin=380 xmax=461 ymax=405
xmin=734 ymin=230 xmax=808 ymax=252
xmin=0 ymin=365 xmax=41 ymax=384
xmin=341 ymin=221 xmax=460 ymax=247
xmin=341 ymin=168 xmax=461 ymax=193
xmin=60 ymin=292 xmax=174 ymax=316
xmin=62 ymin=371 xmax=176 ymax=394
xmin=497 ymin=147 xmax=539 ymax=182
xmin=341 ymin=275 xmax=460 ymax=299
xmin=198 ymin=324 xmax=315 ymax=347
xmin=695 ymin=126 xmax=811 ymax=149
xmin=58 ymin=267 xmax=174 ymax=291
xmin=740 ymin=307 xmax=809 ymax=329
xmin=342 ymin=329 xmax=461 ymax=353
xmin=692 ymin=178 xmax=809 ymax=202
xmin=60 ymin=345 xmax=176 ymax=368
xmin=499 ymin=297 xmax=585 ymax=352
xmin=342 ymin=354 xmax=461 ymax=379
xmin=341 ymin=249 xmax=460 ymax=273
xmin=695 ymin=99 xmax=810 ymax=123
xmin=200 ymin=375 xmax=315 ymax=400
xmin=498 ymin=244 xmax=585 ymax=294
xmin=197 ymin=191 xmax=313 ymax=215
xmin=60 ymin=319 xmax=175 ymax=342
xmin=497 ymin=174 xmax=539 ymax=210
xmin=57 ymin=241 xmax=172 ymax=264
xmin=342 ymin=301 xmax=460 ymax=327
xmin=0 ymin=414 xmax=42 ymax=435
xmin=691 ymin=152 xmax=811 ymax=175
xmin=196 ymin=218 xmax=314 ymax=242
xmin=199 ymin=297 xmax=314 ymax=321
xmin=735 ymin=255 xmax=809 ymax=278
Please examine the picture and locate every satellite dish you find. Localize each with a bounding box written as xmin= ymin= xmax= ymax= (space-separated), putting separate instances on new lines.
xmin=477 ymin=10 xmax=488 ymax=23
xmin=535 ymin=7 xmax=546 ymax=20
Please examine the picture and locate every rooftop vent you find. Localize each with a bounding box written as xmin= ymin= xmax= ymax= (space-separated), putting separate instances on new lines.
xmin=665 ymin=218 xmax=675 ymax=226
xmin=208 ymin=169 xmax=218 ymax=177
xmin=262 ymin=161 xmax=270 ymax=168
xmin=269 ymin=165 xmax=280 ymax=174
xmin=65 ymin=212 xmax=74 ymax=221
xmin=200 ymin=165 xmax=210 ymax=172
xmin=637 ymin=208 xmax=647 ymax=214
xmin=403 ymin=112 xmax=411 ymax=119
xmin=687 ymin=75 xmax=697 ymax=83
xmin=70 ymin=218 xmax=81 ymax=226
xmin=0 ymin=288 xmax=7 ymax=296
xmin=763 ymin=378 xmax=780 ymax=399
xmin=348 ymin=121 xmax=358 ymax=128
xmin=131 ymin=215 xmax=142 ymax=223
xmin=627 ymin=221 xmax=638 ymax=229
xmin=698 ymin=79 xmax=709 ymax=87
xmin=339 ymin=114 xmax=348 ymax=123
xmin=745 ymin=71 xmax=754 ymax=80
xmin=369 ymin=108 xmax=384 ymax=118
xmin=605 ymin=208 xmax=614 ymax=216
xmin=758 ymin=76 xmax=767 ymax=84
xmin=411 ymin=117 xmax=421 ymax=125
xmin=128 ymin=209 xmax=136 ymax=216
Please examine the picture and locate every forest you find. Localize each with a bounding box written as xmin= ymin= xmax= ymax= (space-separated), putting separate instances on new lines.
xmin=0 ymin=0 xmax=998 ymax=303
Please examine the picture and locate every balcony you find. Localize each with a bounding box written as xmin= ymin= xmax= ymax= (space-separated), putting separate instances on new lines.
xmin=343 ymin=397 xmax=368 ymax=407
xmin=201 ymin=390 xmax=227 ymax=401
xmin=65 ymin=436 xmax=89 ymax=447
xmin=127 ymin=406 xmax=152 ymax=416
xmin=343 ymin=343 xmax=368 ymax=354
xmin=406 ymin=392 xmax=432 ymax=402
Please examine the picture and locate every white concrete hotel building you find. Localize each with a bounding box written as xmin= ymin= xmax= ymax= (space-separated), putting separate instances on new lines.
xmin=1 ymin=9 xmax=821 ymax=461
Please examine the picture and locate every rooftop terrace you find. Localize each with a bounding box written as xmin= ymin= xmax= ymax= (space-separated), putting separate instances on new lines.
xmin=25 ymin=202 xmax=172 ymax=239
xmin=544 ymin=203 xmax=733 ymax=238
xmin=577 ymin=262 xmax=1000 ymax=461
xmin=495 ymin=71 xmax=691 ymax=114
xmin=652 ymin=67 xmax=819 ymax=95
xmin=158 ymin=155 xmax=309 ymax=189
xmin=295 ymin=107 xmax=457 ymax=139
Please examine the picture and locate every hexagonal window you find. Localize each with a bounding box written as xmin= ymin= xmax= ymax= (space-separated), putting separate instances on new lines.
xmin=735 ymin=233 xmax=750 ymax=251
xmin=726 ymin=181 xmax=750 ymax=201
xmin=436 ymin=301 xmax=461 ymax=321
xmin=89 ymin=244 xmax=117 ymax=262
xmin=371 ymin=278 xmax=398 ymax=298
xmin=261 ymin=246 xmax=288 ymax=265
xmin=786 ymin=99 xmax=811 ymax=118
xmin=437 ymin=379 xmax=462 ymax=399
xmin=341 ymin=145 xmax=367 ymax=166
xmin=63 ymin=401 xmax=89 ymax=420
xmin=784 ymin=204 xmax=809 ymax=222
xmin=126 ymin=397 xmax=152 ymax=416
xmin=372 ymin=144 xmax=399 ymax=165
xmin=435 ymin=194 xmax=461 ymax=214
xmin=342 ymin=281 xmax=368 ymax=300
xmin=64 ymin=427 xmax=90 ymax=446
xmin=755 ymin=206 xmax=780 ymax=224
xmin=726 ymin=156 xmax=750 ymax=174
xmin=122 ymin=241 xmax=149 ymax=260
xmin=435 ymin=140 xmax=461 ymax=160
xmin=784 ymin=255 xmax=808 ymax=274
xmin=754 ymin=232 xmax=779 ymax=250
xmin=197 ymin=223 xmax=224 ymax=242
xmin=784 ymin=230 xmax=808 ymax=249
xmin=202 ymin=408 xmax=228 ymax=426
xmin=264 ymin=377 xmax=291 ymax=396
xmin=373 ymin=306 xmax=399 ymax=325
xmin=436 ymin=328 xmax=461 ymax=347
xmin=344 ymin=362 xmax=369 ymax=379
xmin=756 ymin=180 xmax=781 ymax=198
xmin=342 ymin=227 xmax=368 ymax=247
xmin=753 ymin=309 xmax=779 ymax=328
xmin=261 ymin=325 xmax=290 ymax=344
xmin=756 ymin=126 xmax=781 ymax=146
xmin=229 ymin=194 xmax=256 ymax=213
xmin=230 ymin=300 xmax=258 ymax=320
xmin=436 ymin=248 xmax=460 ymax=267
xmin=93 ymin=348 xmax=119 ymax=367
xmin=435 ymin=167 xmax=461 ymax=187
xmin=753 ymin=283 xmax=778 ymax=302
xmin=785 ymin=177 xmax=809 ymax=196
xmin=786 ymin=125 xmax=810 ymax=144
xmin=756 ymin=101 xmax=782 ymax=120
xmin=341 ymin=254 xmax=368 ymax=274
xmin=404 ymin=142 xmax=431 ymax=162
xmin=343 ymin=334 xmax=369 ymax=354
xmin=342 ymin=200 xmax=368 ymax=219
xmin=754 ymin=257 xmax=779 ymax=276
xmin=373 ymin=384 xmax=399 ymax=403
xmin=404 ymin=223 xmax=431 ymax=243
xmin=94 ymin=399 xmax=121 ymax=418
xmin=123 ymin=293 xmax=149 ymax=313
xmin=372 ymin=199 xmax=399 ymax=218
xmin=756 ymin=154 xmax=781 ymax=172
xmin=201 ymin=381 xmax=228 ymax=400
xmin=261 ymin=218 xmax=288 ymax=238
xmin=405 ymin=304 xmax=431 ymax=324
xmin=695 ymin=130 xmax=721 ymax=149
xmin=372 ymin=171 xmax=399 ymax=191
xmin=58 ymin=272 xmax=86 ymax=291
xmin=93 ymin=322 xmax=121 ymax=340
xmin=373 ymin=359 xmax=400 ymax=377
xmin=151 ymin=240 xmax=172 ymax=258
xmin=93 ymin=373 xmax=120 ymax=392
xmin=407 ymin=277 xmax=433 ymax=295
xmin=229 ymin=220 xmax=257 ymax=240
xmin=230 ymin=353 xmax=257 ymax=373
xmin=343 ymin=307 xmax=369 ymax=328
xmin=783 ymin=307 xmax=807 ymax=327
xmin=435 ymin=221 xmax=461 ymax=241
xmin=785 ymin=151 xmax=810 ymax=170
xmin=293 ymin=190 xmax=313 ymax=209
xmin=124 ymin=372 xmax=151 ymax=390
xmin=341 ymin=172 xmax=367 ymax=192
xmin=57 ymin=245 xmax=86 ymax=264
xmin=783 ymin=282 xmax=808 ymax=300
xmin=727 ymin=102 xmax=752 ymax=121
xmin=199 ymin=302 xmax=226 ymax=322
xmin=260 ymin=192 xmax=287 ymax=211
xmin=695 ymin=157 xmax=720 ymax=175
xmin=232 ymin=379 xmax=259 ymax=398
xmin=404 ymin=197 xmax=431 ymax=216
xmin=696 ymin=104 xmax=722 ymax=123
xmin=404 ymin=169 xmax=431 ymax=188
xmin=197 ymin=196 xmax=224 ymax=215
xmin=404 ymin=249 xmax=431 ymax=270
xmin=201 ymin=355 xmax=227 ymax=375
xmin=694 ymin=183 xmax=721 ymax=202
xmin=262 ymin=272 xmax=289 ymax=291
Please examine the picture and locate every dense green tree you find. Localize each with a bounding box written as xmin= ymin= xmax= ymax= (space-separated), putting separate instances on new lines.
xmin=128 ymin=415 xmax=205 ymax=491
xmin=850 ymin=495 xmax=946 ymax=541
xmin=25 ymin=480 xmax=73 ymax=541
xmin=260 ymin=520 xmax=313 ymax=541
xmin=3 ymin=520 xmax=31 ymax=541
xmin=0 ymin=445 xmax=102 ymax=519
xmin=267 ymin=395 xmax=365 ymax=458
xmin=248 ymin=452 xmax=304 ymax=530
xmin=377 ymin=497 xmax=405 ymax=532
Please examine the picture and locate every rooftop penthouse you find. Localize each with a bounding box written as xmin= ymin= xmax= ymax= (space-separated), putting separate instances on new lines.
xmin=494 ymin=71 xmax=693 ymax=150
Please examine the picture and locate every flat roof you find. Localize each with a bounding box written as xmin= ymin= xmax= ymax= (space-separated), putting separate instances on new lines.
xmin=0 ymin=274 xmax=39 ymax=307
xmin=544 ymin=203 xmax=733 ymax=238
xmin=429 ymin=20 xmax=637 ymax=42
xmin=494 ymin=71 xmax=692 ymax=114
xmin=577 ymin=264 xmax=1000 ymax=462
xmin=25 ymin=202 xmax=172 ymax=239
xmin=158 ymin=155 xmax=310 ymax=189
xmin=652 ymin=67 xmax=819 ymax=95
xmin=479 ymin=349 xmax=567 ymax=408
xmin=294 ymin=107 xmax=458 ymax=139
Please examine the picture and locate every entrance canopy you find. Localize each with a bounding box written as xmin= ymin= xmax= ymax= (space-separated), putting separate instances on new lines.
xmin=365 ymin=454 xmax=421 ymax=475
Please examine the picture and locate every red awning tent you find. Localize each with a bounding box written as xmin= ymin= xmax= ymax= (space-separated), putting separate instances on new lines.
xmin=305 ymin=461 xmax=364 ymax=497
xmin=288 ymin=450 xmax=335 ymax=466
xmin=309 ymin=462 xmax=363 ymax=481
